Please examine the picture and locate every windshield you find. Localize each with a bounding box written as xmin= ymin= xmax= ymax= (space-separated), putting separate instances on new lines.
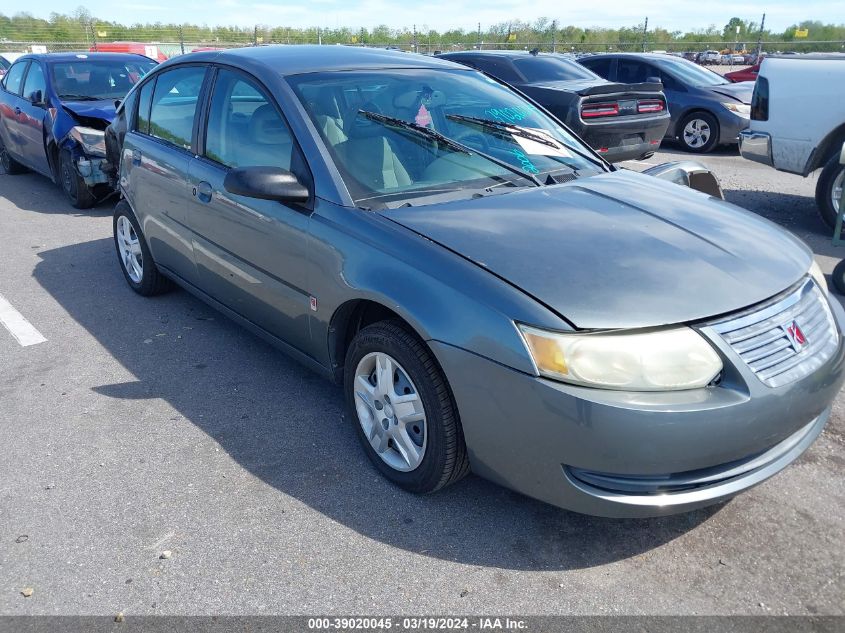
xmin=50 ymin=59 xmax=156 ymax=100
xmin=657 ymin=58 xmax=730 ymax=87
xmin=512 ymin=56 xmax=598 ymax=82
xmin=288 ymin=68 xmax=605 ymax=207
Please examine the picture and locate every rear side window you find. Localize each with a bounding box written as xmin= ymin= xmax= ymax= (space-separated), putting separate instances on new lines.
xmin=204 ymin=69 xmax=294 ymax=171
xmin=512 ymin=56 xmax=597 ymax=82
xmin=616 ymin=60 xmax=649 ymax=84
xmin=22 ymin=62 xmax=45 ymax=102
xmin=582 ymin=58 xmax=611 ymax=79
xmin=136 ymin=79 xmax=154 ymax=133
xmin=148 ymin=66 xmax=207 ymax=150
xmin=459 ymin=57 xmax=522 ymax=83
xmin=751 ymin=76 xmax=769 ymax=121
xmin=3 ymin=61 xmax=28 ymax=95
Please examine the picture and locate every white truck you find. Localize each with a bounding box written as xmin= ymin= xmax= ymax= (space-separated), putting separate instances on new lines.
xmin=739 ymin=54 xmax=845 ymax=228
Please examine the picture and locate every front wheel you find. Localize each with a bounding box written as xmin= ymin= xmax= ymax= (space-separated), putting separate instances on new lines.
xmin=113 ymin=200 xmax=173 ymax=296
xmin=678 ymin=112 xmax=719 ymax=153
xmin=815 ymin=152 xmax=845 ymax=230
xmin=60 ymin=149 xmax=96 ymax=209
xmin=832 ymin=260 xmax=845 ymax=296
xmin=344 ymin=320 xmax=469 ymax=494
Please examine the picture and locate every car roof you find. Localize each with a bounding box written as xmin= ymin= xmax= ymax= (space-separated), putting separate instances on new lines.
xmin=12 ymin=52 xmax=155 ymax=63
xmin=166 ymin=45 xmax=462 ymax=76
xmin=441 ymin=50 xmax=559 ymax=59
xmin=583 ymin=52 xmax=678 ymax=60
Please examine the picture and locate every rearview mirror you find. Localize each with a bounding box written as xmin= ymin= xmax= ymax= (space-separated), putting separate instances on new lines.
xmin=223 ymin=166 xmax=309 ymax=203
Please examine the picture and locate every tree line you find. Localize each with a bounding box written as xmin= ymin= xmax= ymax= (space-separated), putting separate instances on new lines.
xmin=1 ymin=9 xmax=844 ymax=53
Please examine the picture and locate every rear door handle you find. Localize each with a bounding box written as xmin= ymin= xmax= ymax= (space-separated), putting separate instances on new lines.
xmin=131 ymin=149 xmax=141 ymax=165
xmin=195 ymin=180 xmax=213 ymax=203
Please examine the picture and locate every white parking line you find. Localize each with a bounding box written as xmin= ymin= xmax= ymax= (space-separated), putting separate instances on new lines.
xmin=0 ymin=292 xmax=47 ymax=347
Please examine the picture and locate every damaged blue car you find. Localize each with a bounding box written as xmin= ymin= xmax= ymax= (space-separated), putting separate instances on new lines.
xmin=0 ymin=52 xmax=156 ymax=208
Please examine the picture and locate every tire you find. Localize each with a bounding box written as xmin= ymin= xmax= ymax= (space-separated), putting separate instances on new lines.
xmin=60 ymin=149 xmax=96 ymax=209
xmin=832 ymin=260 xmax=845 ymax=296
xmin=815 ymin=152 xmax=845 ymax=230
xmin=113 ymin=200 xmax=173 ymax=296
xmin=0 ymin=138 xmax=26 ymax=175
xmin=678 ymin=111 xmax=719 ymax=153
xmin=344 ymin=320 xmax=470 ymax=494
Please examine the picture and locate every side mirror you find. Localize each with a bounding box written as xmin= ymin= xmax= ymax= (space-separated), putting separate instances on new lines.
xmin=641 ymin=160 xmax=724 ymax=199
xmin=646 ymin=76 xmax=662 ymax=84
xmin=29 ymin=89 xmax=44 ymax=105
xmin=223 ymin=166 xmax=309 ymax=203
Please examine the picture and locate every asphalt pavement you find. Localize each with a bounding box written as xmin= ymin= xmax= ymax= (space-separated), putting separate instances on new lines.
xmin=0 ymin=146 xmax=843 ymax=616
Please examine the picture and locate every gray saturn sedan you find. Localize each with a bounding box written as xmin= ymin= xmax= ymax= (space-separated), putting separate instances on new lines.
xmin=108 ymin=46 xmax=844 ymax=518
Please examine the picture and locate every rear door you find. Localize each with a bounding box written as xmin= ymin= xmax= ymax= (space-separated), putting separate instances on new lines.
xmin=185 ymin=67 xmax=313 ymax=351
xmin=121 ymin=64 xmax=209 ymax=284
xmin=17 ymin=60 xmax=51 ymax=177
xmin=0 ymin=60 xmax=29 ymax=161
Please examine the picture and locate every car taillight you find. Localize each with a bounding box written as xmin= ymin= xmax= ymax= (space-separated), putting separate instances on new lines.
xmin=751 ymin=76 xmax=769 ymax=121
xmin=581 ymin=102 xmax=619 ymax=118
xmin=637 ymin=99 xmax=664 ymax=113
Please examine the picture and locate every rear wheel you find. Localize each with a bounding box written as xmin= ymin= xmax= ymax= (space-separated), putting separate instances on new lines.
xmin=113 ymin=200 xmax=173 ymax=296
xmin=344 ymin=320 xmax=469 ymax=494
xmin=679 ymin=111 xmax=719 ymax=153
xmin=0 ymin=138 xmax=26 ymax=174
xmin=60 ymin=149 xmax=96 ymax=209
xmin=815 ymin=152 xmax=845 ymax=230
xmin=832 ymin=260 xmax=845 ymax=296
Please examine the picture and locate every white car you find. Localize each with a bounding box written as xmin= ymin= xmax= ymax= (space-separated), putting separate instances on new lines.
xmin=739 ymin=54 xmax=845 ymax=228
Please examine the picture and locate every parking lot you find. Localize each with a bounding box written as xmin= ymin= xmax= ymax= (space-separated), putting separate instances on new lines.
xmin=0 ymin=144 xmax=843 ymax=616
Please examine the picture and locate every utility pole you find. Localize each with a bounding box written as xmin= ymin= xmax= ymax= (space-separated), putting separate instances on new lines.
xmin=317 ymin=26 xmax=322 ymax=45
xmin=756 ymin=13 xmax=766 ymax=58
xmin=91 ymin=21 xmax=98 ymax=52
xmin=253 ymin=25 xmax=258 ymax=47
xmin=641 ymin=17 xmax=648 ymax=52
xmin=552 ymin=19 xmax=557 ymax=52
xmin=413 ymin=24 xmax=418 ymax=53
xmin=477 ymin=22 xmax=481 ymax=50
xmin=178 ymin=25 xmax=185 ymax=55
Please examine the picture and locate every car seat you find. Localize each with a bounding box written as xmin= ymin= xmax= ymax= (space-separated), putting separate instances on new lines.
xmin=236 ymin=104 xmax=293 ymax=169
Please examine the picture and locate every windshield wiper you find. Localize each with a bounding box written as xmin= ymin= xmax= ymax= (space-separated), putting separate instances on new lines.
xmin=445 ymin=114 xmax=603 ymax=167
xmin=359 ymin=110 xmax=543 ymax=187
xmin=59 ymin=94 xmax=102 ymax=101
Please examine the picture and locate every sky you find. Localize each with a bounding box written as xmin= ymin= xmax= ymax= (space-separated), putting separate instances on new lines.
xmin=14 ymin=0 xmax=845 ymax=32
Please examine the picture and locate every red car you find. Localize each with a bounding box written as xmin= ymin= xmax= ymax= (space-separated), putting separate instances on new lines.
xmin=89 ymin=42 xmax=168 ymax=62
xmin=724 ymin=62 xmax=761 ymax=83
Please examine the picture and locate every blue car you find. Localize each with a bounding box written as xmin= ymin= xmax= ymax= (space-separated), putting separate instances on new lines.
xmin=580 ymin=53 xmax=753 ymax=153
xmin=0 ymin=52 xmax=156 ymax=207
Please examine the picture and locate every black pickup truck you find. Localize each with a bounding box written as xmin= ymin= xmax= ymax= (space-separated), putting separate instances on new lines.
xmin=438 ymin=50 xmax=670 ymax=162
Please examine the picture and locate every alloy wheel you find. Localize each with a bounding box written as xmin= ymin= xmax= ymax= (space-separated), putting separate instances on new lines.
xmin=353 ymin=351 xmax=427 ymax=472
xmin=116 ymin=215 xmax=143 ymax=284
xmin=683 ymin=118 xmax=711 ymax=149
xmin=832 ymin=168 xmax=844 ymax=214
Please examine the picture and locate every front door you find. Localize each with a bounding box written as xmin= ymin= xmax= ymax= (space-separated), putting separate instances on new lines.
xmin=17 ymin=60 xmax=51 ymax=177
xmin=186 ymin=68 xmax=313 ymax=353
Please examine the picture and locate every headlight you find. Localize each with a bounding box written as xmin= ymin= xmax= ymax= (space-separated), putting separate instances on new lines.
xmin=517 ymin=324 xmax=723 ymax=391
xmin=809 ymin=260 xmax=828 ymax=295
xmin=68 ymin=126 xmax=106 ymax=157
xmin=722 ymin=102 xmax=751 ymax=117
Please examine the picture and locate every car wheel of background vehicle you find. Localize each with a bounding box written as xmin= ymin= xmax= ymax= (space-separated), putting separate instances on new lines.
xmin=832 ymin=259 xmax=845 ymax=296
xmin=0 ymin=139 xmax=26 ymax=175
xmin=344 ymin=320 xmax=470 ymax=494
xmin=113 ymin=200 xmax=173 ymax=296
xmin=679 ymin=112 xmax=719 ymax=153
xmin=60 ymin=149 xmax=96 ymax=209
xmin=815 ymin=152 xmax=845 ymax=230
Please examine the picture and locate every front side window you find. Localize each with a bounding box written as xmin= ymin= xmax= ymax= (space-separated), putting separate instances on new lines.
xmin=655 ymin=59 xmax=729 ymax=87
xmin=3 ymin=61 xmax=28 ymax=96
xmin=50 ymin=59 xmax=155 ymax=101
xmin=582 ymin=58 xmax=611 ymax=79
xmin=22 ymin=62 xmax=45 ymax=102
xmin=148 ymin=66 xmax=207 ymax=150
xmin=205 ymin=69 xmax=294 ymax=171
xmin=512 ymin=56 xmax=598 ymax=83
xmin=616 ymin=60 xmax=649 ymax=84
xmin=289 ymin=68 xmax=605 ymax=208
xmin=136 ymin=79 xmax=154 ymax=134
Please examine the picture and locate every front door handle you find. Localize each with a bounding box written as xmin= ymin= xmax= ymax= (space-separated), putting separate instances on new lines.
xmin=195 ymin=180 xmax=213 ymax=203
xmin=131 ymin=149 xmax=141 ymax=165
xmin=14 ymin=107 xmax=21 ymax=115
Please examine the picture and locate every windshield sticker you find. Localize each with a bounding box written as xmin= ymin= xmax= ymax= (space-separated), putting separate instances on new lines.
xmin=510 ymin=149 xmax=540 ymax=174
xmin=485 ymin=105 xmax=539 ymax=124
xmin=415 ymin=103 xmax=433 ymax=128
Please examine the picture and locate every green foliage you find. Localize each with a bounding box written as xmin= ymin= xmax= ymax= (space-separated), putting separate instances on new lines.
xmin=0 ymin=10 xmax=843 ymax=53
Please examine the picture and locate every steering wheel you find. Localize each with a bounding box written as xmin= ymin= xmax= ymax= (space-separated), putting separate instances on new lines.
xmin=449 ymin=128 xmax=491 ymax=154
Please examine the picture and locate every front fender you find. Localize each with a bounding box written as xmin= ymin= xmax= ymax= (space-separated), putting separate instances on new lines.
xmin=306 ymin=201 xmax=569 ymax=377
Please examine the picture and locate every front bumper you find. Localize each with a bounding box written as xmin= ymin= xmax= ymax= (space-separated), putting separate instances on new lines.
xmin=75 ymin=156 xmax=109 ymax=187
xmin=716 ymin=110 xmax=750 ymax=145
xmin=739 ymin=130 xmax=773 ymax=166
xmin=431 ymin=297 xmax=845 ymax=518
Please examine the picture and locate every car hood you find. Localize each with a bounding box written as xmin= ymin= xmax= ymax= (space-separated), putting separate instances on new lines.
xmin=382 ymin=170 xmax=811 ymax=329
xmin=705 ymin=81 xmax=754 ymax=104
xmin=61 ymin=99 xmax=117 ymax=123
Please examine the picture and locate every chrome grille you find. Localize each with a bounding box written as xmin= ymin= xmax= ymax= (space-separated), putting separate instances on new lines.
xmin=710 ymin=279 xmax=839 ymax=388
